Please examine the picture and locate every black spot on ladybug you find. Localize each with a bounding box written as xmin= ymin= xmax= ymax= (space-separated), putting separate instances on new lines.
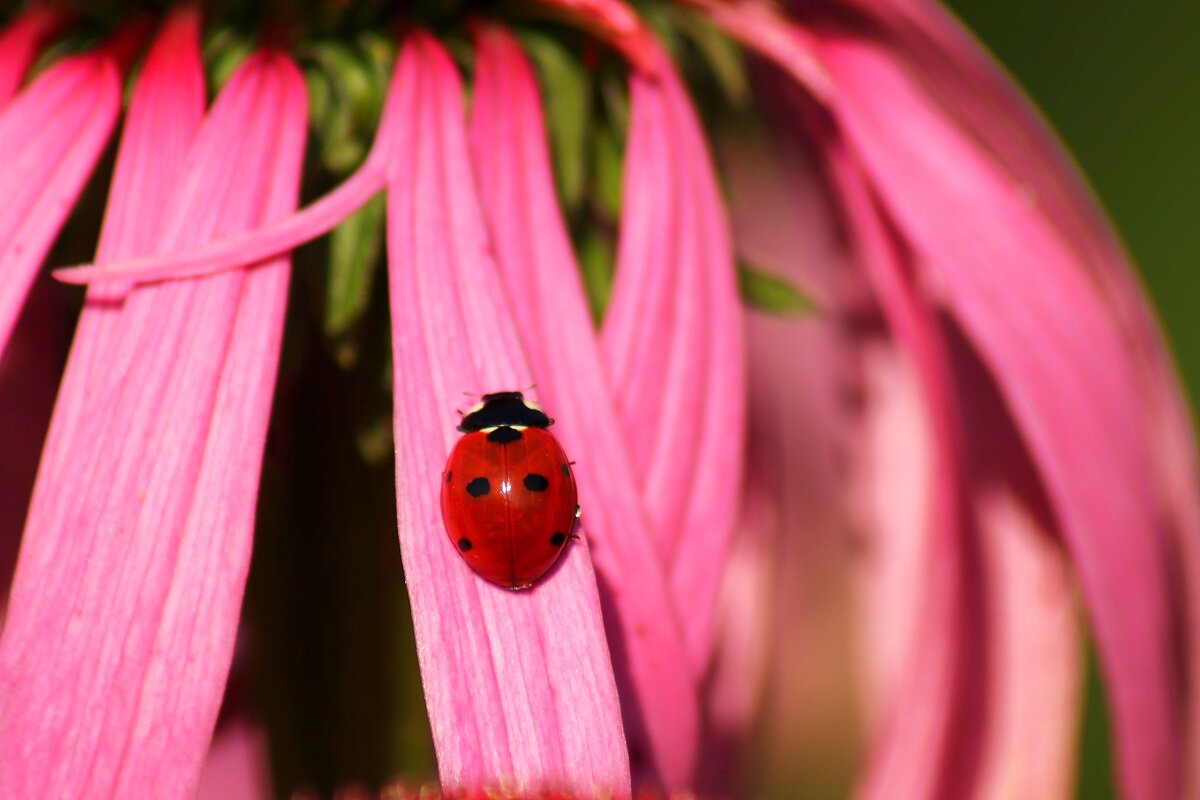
xmin=487 ymin=426 xmax=523 ymax=444
xmin=561 ymin=463 xmax=570 ymax=477
xmin=466 ymin=477 xmax=490 ymax=497
xmin=445 ymin=471 xmax=452 ymax=484
xmin=458 ymin=537 xmax=473 ymax=551
xmin=550 ymin=532 xmax=566 ymax=547
xmin=524 ymin=473 xmax=549 ymax=492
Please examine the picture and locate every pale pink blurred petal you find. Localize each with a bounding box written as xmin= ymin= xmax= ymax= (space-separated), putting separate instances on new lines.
xmin=0 ymin=35 xmax=123 ymax=359
xmin=819 ymin=37 xmax=1184 ymax=799
xmin=848 ymin=341 xmax=935 ymax=730
xmin=719 ymin=123 xmax=863 ymax=794
xmin=0 ymin=32 xmax=306 ymax=796
xmin=973 ymin=490 xmax=1081 ymax=800
xmin=843 ymin=0 xmax=1200 ymax=783
xmin=386 ymin=33 xmax=629 ymax=796
xmin=196 ymin=721 xmax=273 ymax=800
xmin=0 ymin=8 xmax=67 ymax=106
xmin=825 ymin=137 xmax=987 ymax=800
xmin=468 ymin=28 xmax=698 ymax=788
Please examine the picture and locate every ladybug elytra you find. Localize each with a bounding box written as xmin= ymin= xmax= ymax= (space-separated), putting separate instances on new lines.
xmin=441 ymin=391 xmax=579 ymax=589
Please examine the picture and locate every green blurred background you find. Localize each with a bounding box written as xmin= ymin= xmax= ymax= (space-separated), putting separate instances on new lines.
xmin=941 ymin=2 xmax=1199 ymax=797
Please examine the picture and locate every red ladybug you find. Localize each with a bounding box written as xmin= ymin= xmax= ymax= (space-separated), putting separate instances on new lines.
xmin=441 ymin=391 xmax=579 ymax=589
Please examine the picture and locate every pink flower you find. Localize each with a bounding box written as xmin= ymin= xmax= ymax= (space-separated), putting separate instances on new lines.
xmin=1 ymin=2 xmax=1196 ymax=799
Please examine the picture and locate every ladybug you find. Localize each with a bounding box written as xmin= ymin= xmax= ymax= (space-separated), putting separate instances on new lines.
xmin=441 ymin=391 xmax=579 ymax=589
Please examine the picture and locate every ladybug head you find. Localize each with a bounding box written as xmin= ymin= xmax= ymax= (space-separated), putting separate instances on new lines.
xmin=458 ymin=391 xmax=553 ymax=432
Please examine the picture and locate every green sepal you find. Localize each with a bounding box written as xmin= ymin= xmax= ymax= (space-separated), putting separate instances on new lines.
xmin=325 ymin=192 xmax=386 ymax=361
xmin=591 ymin=114 xmax=625 ymax=221
xmin=738 ymin=262 xmax=817 ymax=315
xmin=203 ymin=25 xmax=255 ymax=91
xmin=674 ymin=11 xmax=749 ymax=108
xmin=520 ymin=31 xmax=592 ymax=213
xmin=303 ymin=34 xmax=392 ymax=174
xmin=578 ymin=227 xmax=615 ymax=325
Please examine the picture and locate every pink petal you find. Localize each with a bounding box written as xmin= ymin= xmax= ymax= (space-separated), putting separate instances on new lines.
xmin=0 ymin=36 xmax=123 ymax=360
xmin=601 ymin=52 xmax=747 ymax=671
xmin=468 ymin=28 xmax=700 ymax=788
xmin=30 ymin=9 xmax=205 ymax=506
xmin=819 ymin=35 xmax=1184 ymax=800
xmin=0 ymin=8 xmax=67 ymax=106
xmin=0 ymin=33 xmax=307 ymax=797
xmin=385 ymin=32 xmax=630 ymax=795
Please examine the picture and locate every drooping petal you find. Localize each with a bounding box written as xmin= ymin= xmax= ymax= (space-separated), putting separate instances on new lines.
xmin=386 ymin=32 xmax=630 ymax=796
xmin=0 ymin=36 xmax=307 ymax=797
xmin=599 ymin=49 xmax=747 ymax=672
xmin=836 ymin=1 xmax=1200 ymax=786
xmin=468 ymin=28 xmax=699 ymax=789
xmin=0 ymin=31 xmax=125 ymax=359
xmin=826 ymin=142 xmax=988 ymax=800
xmin=818 ymin=37 xmax=1185 ymax=800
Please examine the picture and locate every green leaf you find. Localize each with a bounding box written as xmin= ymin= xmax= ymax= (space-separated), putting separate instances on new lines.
xmin=591 ymin=118 xmax=625 ymax=221
xmin=578 ymin=227 xmax=615 ymax=325
xmin=325 ymin=192 xmax=386 ymax=356
xmin=520 ymin=32 xmax=592 ymax=212
xmin=204 ymin=26 xmax=255 ymax=91
xmin=304 ymin=36 xmax=392 ymax=174
xmin=738 ymin=263 xmax=817 ymax=315
xmin=675 ymin=11 xmax=749 ymax=108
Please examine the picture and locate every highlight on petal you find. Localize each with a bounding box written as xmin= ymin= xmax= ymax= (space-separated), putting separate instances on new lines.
xmin=468 ymin=27 xmax=706 ymax=788
xmin=385 ymin=32 xmax=630 ymax=796
xmin=0 ymin=25 xmax=308 ymax=796
xmin=972 ymin=490 xmax=1081 ymax=800
xmin=0 ymin=31 xmax=124 ymax=359
xmin=818 ymin=36 xmax=1185 ymax=800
